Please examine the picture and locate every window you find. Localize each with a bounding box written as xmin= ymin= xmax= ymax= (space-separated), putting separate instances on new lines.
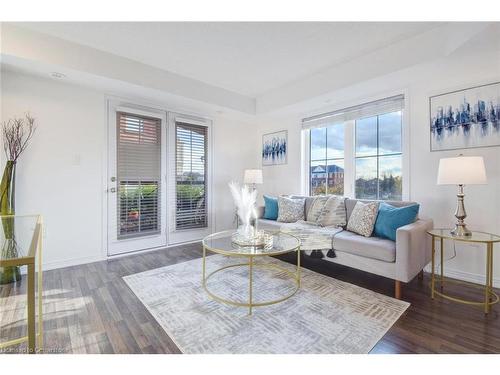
xmin=303 ymin=95 xmax=404 ymax=200
xmin=117 ymin=112 xmax=161 ymax=238
xmin=355 ymin=112 xmax=402 ymax=200
xmin=310 ymin=124 xmax=345 ymax=195
xmin=175 ymin=122 xmax=208 ymax=230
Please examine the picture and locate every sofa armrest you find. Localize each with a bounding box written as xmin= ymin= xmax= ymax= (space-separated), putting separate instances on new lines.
xmin=395 ymin=218 xmax=433 ymax=282
xmin=257 ymin=206 xmax=265 ymax=219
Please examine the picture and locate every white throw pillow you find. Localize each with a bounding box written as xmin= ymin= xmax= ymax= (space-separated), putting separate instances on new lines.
xmin=316 ymin=196 xmax=347 ymax=227
xmin=277 ymin=196 xmax=305 ymax=223
xmin=306 ymin=196 xmax=329 ymax=222
xmin=346 ymin=201 xmax=379 ymax=237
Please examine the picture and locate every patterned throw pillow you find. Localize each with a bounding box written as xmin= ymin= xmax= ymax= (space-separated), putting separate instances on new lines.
xmin=316 ymin=196 xmax=347 ymax=227
xmin=346 ymin=201 xmax=379 ymax=237
xmin=277 ymin=196 xmax=305 ymax=223
xmin=306 ymin=196 xmax=329 ymax=222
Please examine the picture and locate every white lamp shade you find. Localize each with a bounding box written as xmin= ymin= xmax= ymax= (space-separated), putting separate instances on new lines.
xmin=437 ymin=156 xmax=487 ymax=185
xmin=244 ymin=169 xmax=263 ymax=184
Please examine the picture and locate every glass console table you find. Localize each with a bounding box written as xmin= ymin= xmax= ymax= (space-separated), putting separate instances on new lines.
xmin=0 ymin=215 xmax=43 ymax=353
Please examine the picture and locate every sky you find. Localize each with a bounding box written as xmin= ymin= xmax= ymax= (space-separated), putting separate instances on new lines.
xmin=310 ymin=111 xmax=402 ymax=178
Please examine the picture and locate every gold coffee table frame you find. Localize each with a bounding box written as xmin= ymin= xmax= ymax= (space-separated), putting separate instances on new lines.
xmin=427 ymin=229 xmax=500 ymax=314
xmin=202 ymin=230 xmax=301 ymax=315
xmin=0 ymin=215 xmax=43 ymax=353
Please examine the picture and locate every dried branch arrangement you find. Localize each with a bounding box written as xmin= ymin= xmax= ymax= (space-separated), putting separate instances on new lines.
xmin=228 ymin=181 xmax=257 ymax=226
xmin=2 ymin=113 xmax=36 ymax=162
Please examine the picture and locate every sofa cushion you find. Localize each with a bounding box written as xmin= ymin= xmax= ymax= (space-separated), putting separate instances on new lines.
xmin=333 ymin=230 xmax=396 ymax=262
xmin=317 ymin=195 xmax=347 ymax=227
xmin=306 ymin=196 xmax=329 ymax=222
xmin=263 ymin=195 xmax=279 ymax=220
xmin=346 ymin=201 xmax=379 ymax=237
xmin=374 ymin=202 xmax=420 ymax=241
xmin=290 ymin=195 xmax=315 ymax=219
xmin=277 ymin=196 xmax=305 ymax=223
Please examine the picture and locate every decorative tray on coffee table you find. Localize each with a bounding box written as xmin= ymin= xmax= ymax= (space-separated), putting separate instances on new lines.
xmin=231 ymin=231 xmax=273 ymax=248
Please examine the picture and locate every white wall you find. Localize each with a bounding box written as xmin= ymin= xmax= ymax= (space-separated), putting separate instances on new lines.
xmin=1 ymin=71 xmax=257 ymax=270
xmin=2 ymin=43 xmax=499 ymax=286
xmin=256 ymin=47 xmax=500 ymax=287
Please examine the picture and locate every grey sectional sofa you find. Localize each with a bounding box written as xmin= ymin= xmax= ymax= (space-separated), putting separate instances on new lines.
xmin=257 ymin=197 xmax=433 ymax=299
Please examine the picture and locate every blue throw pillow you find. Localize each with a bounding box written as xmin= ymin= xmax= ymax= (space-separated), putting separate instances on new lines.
xmin=263 ymin=195 xmax=279 ymax=220
xmin=374 ymin=202 xmax=420 ymax=241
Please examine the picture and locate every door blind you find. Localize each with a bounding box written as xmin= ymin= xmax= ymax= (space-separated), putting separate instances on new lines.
xmin=175 ymin=122 xmax=208 ymax=230
xmin=117 ymin=112 xmax=161 ymax=238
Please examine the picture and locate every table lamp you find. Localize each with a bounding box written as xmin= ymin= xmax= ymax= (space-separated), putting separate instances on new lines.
xmin=244 ymin=169 xmax=263 ymax=190
xmin=437 ymin=155 xmax=487 ymax=237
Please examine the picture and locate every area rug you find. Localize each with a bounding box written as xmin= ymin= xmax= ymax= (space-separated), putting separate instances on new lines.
xmin=123 ymin=255 xmax=409 ymax=354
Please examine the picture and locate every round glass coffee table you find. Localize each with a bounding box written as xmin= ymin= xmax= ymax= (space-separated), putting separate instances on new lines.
xmin=202 ymin=230 xmax=301 ymax=315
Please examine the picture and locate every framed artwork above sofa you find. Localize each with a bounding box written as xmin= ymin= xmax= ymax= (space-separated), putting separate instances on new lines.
xmin=429 ymin=81 xmax=500 ymax=151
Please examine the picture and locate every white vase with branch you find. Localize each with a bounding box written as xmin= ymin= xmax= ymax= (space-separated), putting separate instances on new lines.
xmin=228 ymin=181 xmax=258 ymax=240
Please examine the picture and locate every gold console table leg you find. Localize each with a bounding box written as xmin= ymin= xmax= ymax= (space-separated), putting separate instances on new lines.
xmin=37 ymin=231 xmax=43 ymax=351
xmin=27 ymin=262 xmax=35 ymax=354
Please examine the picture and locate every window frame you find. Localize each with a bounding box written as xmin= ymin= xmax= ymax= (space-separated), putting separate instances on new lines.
xmin=303 ymin=94 xmax=409 ymax=201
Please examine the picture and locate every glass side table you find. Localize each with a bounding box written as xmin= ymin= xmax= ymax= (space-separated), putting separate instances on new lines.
xmin=427 ymin=229 xmax=500 ymax=314
xmin=0 ymin=215 xmax=43 ymax=353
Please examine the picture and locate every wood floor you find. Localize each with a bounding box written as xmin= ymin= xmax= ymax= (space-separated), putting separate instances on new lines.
xmin=1 ymin=242 xmax=499 ymax=354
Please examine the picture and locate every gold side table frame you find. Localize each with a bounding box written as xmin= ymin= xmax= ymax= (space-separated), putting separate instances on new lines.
xmin=0 ymin=215 xmax=43 ymax=353
xmin=202 ymin=231 xmax=301 ymax=315
xmin=427 ymin=229 xmax=500 ymax=315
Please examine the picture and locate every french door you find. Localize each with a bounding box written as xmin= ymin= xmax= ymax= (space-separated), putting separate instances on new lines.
xmin=107 ymin=102 xmax=213 ymax=256
xmin=107 ymin=101 xmax=167 ymax=256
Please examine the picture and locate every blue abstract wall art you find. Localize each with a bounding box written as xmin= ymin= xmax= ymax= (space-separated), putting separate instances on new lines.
xmin=430 ymin=81 xmax=500 ymax=151
xmin=262 ymin=130 xmax=287 ymax=166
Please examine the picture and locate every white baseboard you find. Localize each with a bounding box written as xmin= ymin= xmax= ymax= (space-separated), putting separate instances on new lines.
xmin=38 ymin=240 xmax=203 ymax=272
xmin=42 ymin=255 xmax=106 ymax=271
xmin=106 ymin=239 xmax=201 ymax=260
xmin=424 ymin=265 xmax=500 ymax=288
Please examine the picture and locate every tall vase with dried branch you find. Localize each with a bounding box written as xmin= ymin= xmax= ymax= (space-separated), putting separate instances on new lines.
xmin=228 ymin=181 xmax=258 ymax=240
xmin=0 ymin=114 xmax=36 ymax=284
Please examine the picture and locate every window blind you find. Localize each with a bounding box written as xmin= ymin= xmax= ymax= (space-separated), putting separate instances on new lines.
xmin=302 ymin=95 xmax=404 ymax=129
xmin=117 ymin=112 xmax=161 ymax=238
xmin=175 ymin=122 xmax=208 ymax=230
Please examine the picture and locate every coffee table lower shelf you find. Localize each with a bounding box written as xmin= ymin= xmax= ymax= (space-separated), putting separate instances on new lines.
xmin=202 ymin=249 xmax=301 ymax=315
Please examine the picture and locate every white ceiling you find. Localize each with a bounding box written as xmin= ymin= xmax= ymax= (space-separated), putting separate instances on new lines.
xmin=14 ymin=22 xmax=443 ymax=98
